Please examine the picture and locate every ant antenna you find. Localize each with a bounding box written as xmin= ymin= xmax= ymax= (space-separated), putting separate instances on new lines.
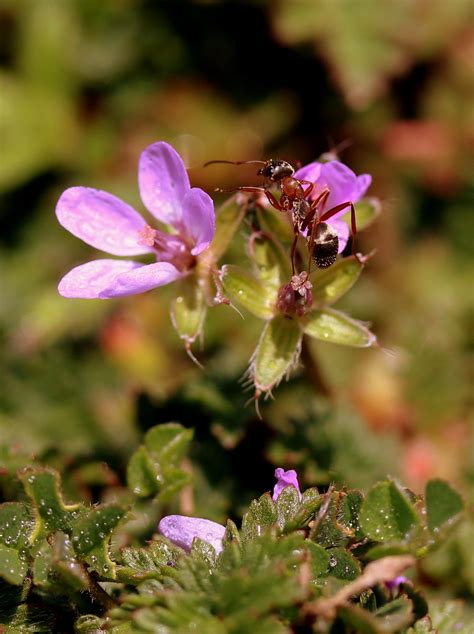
xmin=203 ymin=159 xmax=267 ymax=168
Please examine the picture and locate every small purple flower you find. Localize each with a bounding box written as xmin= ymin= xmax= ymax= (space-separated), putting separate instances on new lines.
xmin=294 ymin=160 xmax=371 ymax=253
xmin=56 ymin=141 xmax=215 ymax=299
xmin=159 ymin=515 xmax=226 ymax=554
xmin=385 ymin=575 xmax=408 ymax=591
xmin=272 ymin=467 xmax=302 ymax=501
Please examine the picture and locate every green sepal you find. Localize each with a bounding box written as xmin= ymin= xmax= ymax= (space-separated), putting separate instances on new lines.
xmin=252 ymin=315 xmax=302 ymax=393
xmin=170 ymin=277 xmax=206 ymax=347
xmin=207 ymin=196 xmax=246 ymax=262
xmin=351 ymin=197 xmax=382 ymax=231
xmin=71 ymin=505 xmax=126 ymax=578
xmin=248 ymin=231 xmax=291 ymax=293
xmin=126 ymin=423 xmax=193 ymax=502
xmin=221 ymin=264 xmax=276 ymax=319
xmin=310 ymin=255 xmax=364 ymax=306
xmin=302 ymin=308 xmax=376 ymax=347
xmin=360 ymin=481 xmax=421 ymax=543
xmin=425 ymin=479 xmax=463 ymax=535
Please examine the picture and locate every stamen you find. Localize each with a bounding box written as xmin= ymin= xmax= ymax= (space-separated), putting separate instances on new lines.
xmin=138 ymin=224 xmax=158 ymax=247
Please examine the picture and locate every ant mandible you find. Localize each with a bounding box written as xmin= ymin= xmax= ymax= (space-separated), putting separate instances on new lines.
xmin=204 ymin=158 xmax=357 ymax=274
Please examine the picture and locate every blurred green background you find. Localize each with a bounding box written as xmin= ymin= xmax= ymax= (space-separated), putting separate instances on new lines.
xmin=0 ymin=0 xmax=473 ymax=567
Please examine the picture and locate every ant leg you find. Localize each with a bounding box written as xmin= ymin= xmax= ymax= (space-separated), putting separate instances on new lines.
xmin=300 ymin=189 xmax=330 ymax=233
xmin=290 ymin=230 xmax=299 ymax=275
xmin=320 ymin=201 xmax=357 ymax=255
xmin=297 ymin=179 xmax=314 ymax=199
xmin=215 ymin=185 xmax=266 ymax=194
xmin=204 ymin=159 xmax=266 ymax=167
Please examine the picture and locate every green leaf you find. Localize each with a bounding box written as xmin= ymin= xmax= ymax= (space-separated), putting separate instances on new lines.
xmin=306 ymin=541 xmax=330 ymax=578
xmin=310 ymin=256 xmax=364 ymax=306
xmin=221 ymin=265 xmax=276 ymax=319
xmin=72 ymin=506 xmax=125 ymax=578
xmin=0 ymin=503 xmax=34 ymax=550
xmin=327 ymin=547 xmax=360 ymax=580
xmin=0 ymin=545 xmax=27 ymax=585
xmin=302 ymin=308 xmax=376 ymax=347
xmin=252 ymin=315 xmax=302 ymax=393
xmin=170 ymin=278 xmax=206 ymax=347
xmin=425 ymin=479 xmax=463 ymax=534
xmin=337 ymin=604 xmax=380 ymax=634
xmin=274 ymin=485 xmax=301 ymax=530
xmin=241 ymin=495 xmax=278 ymax=542
xmin=360 ymin=481 xmax=421 ymax=543
xmin=126 ymin=423 xmax=193 ymax=501
xmin=375 ymin=596 xmax=416 ymax=631
xmin=118 ymin=539 xmax=180 ymax=584
xmin=18 ymin=467 xmax=82 ymax=540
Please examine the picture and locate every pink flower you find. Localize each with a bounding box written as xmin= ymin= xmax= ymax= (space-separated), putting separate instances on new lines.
xmin=294 ymin=160 xmax=371 ymax=253
xmin=272 ymin=468 xmax=302 ymax=501
xmin=158 ymin=515 xmax=226 ymax=555
xmin=56 ymin=142 xmax=215 ymax=299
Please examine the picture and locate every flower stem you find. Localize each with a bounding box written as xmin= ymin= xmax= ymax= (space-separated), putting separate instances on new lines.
xmin=300 ymin=335 xmax=333 ymax=399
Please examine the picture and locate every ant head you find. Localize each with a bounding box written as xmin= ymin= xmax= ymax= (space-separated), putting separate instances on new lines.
xmin=257 ymin=159 xmax=294 ymax=182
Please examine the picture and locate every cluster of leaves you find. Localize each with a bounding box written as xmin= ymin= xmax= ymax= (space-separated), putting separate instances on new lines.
xmin=0 ymin=423 xmax=469 ymax=632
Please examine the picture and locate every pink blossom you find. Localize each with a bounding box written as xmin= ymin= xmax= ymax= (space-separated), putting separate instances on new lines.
xmin=272 ymin=467 xmax=302 ymax=501
xmin=56 ymin=142 xmax=215 ymax=299
xmin=294 ymin=160 xmax=371 ymax=253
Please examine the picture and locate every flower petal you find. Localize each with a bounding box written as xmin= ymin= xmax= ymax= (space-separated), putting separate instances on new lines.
xmin=318 ymin=161 xmax=359 ymax=211
xmin=58 ymin=259 xmax=143 ymax=299
xmin=354 ymin=174 xmax=372 ymax=200
xmin=293 ymin=162 xmax=322 ymax=183
xmin=329 ymin=219 xmax=350 ymax=253
xmin=56 ymin=187 xmax=150 ymax=256
xmin=99 ymin=261 xmax=183 ymax=298
xmin=159 ymin=515 xmax=226 ymax=554
xmin=272 ymin=467 xmax=302 ymax=501
xmin=182 ymin=188 xmax=215 ymax=255
xmin=138 ymin=141 xmax=190 ymax=229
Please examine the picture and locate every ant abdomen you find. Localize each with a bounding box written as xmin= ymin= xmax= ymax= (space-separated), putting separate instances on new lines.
xmin=311 ymin=222 xmax=339 ymax=269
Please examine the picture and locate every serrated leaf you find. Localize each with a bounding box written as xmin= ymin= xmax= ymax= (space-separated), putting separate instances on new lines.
xmin=360 ymin=481 xmax=421 ymax=543
xmin=0 ymin=545 xmax=27 ymax=585
xmin=306 ymin=541 xmax=330 ymax=578
xmin=253 ymin=315 xmax=302 ymax=393
xmin=425 ymin=479 xmax=463 ymax=534
xmin=221 ymin=264 xmax=276 ymax=319
xmin=170 ymin=278 xmax=206 ymax=346
xmin=310 ymin=256 xmax=364 ymax=306
xmin=71 ymin=505 xmax=125 ymax=578
xmin=0 ymin=503 xmax=34 ymax=551
xmin=302 ymin=308 xmax=376 ymax=347
xmin=118 ymin=539 xmax=179 ymax=584
xmin=327 ymin=547 xmax=361 ymax=580
xmin=240 ymin=494 xmax=278 ymax=542
xmin=18 ymin=467 xmax=82 ymax=540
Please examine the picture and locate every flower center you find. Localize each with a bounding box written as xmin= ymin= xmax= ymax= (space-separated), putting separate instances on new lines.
xmin=138 ymin=224 xmax=195 ymax=272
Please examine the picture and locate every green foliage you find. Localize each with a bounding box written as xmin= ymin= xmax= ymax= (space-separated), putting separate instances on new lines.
xmin=127 ymin=423 xmax=193 ymax=501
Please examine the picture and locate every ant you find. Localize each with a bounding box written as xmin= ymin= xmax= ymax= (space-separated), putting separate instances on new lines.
xmin=204 ymin=158 xmax=357 ymax=274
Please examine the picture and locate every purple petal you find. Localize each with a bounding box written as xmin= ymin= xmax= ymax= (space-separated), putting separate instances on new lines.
xmin=354 ymin=174 xmax=372 ymax=201
xmin=99 ymin=261 xmax=183 ymax=298
xmin=385 ymin=576 xmax=408 ymax=591
xmin=58 ymin=259 xmax=143 ymax=299
xmin=329 ymin=219 xmax=350 ymax=253
xmin=138 ymin=141 xmax=190 ymax=229
xmin=318 ymin=161 xmax=359 ymax=211
xmin=182 ymin=188 xmax=215 ymax=255
xmin=293 ymin=161 xmax=322 ymax=183
xmin=56 ymin=187 xmax=151 ymax=256
xmin=159 ymin=515 xmax=226 ymax=554
xmin=272 ymin=468 xmax=302 ymax=501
